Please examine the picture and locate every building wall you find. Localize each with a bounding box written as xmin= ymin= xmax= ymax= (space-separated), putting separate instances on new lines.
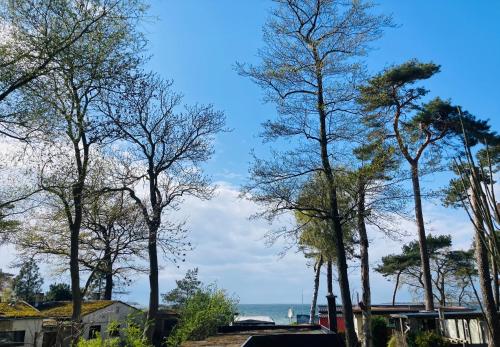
xmin=442 ymin=318 xmax=487 ymax=344
xmin=0 ymin=318 xmax=43 ymax=347
xmin=81 ymin=302 xmax=139 ymax=340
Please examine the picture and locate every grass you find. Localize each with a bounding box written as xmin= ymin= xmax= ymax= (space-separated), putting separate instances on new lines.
xmin=42 ymin=300 xmax=115 ymax=318
xmin=0 ymin=302 xmax=42 ymax=318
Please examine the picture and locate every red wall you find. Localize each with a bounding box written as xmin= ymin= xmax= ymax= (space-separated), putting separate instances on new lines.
xmin=319 ymin=316 xmax=345 ymax=332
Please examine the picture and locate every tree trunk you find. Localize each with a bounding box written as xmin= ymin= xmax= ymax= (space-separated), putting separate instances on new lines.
xmin=410 ymin=163 xmax=435 ymax=311
xmin=70 ymin=221 xmax=82 ymax=347
xmin=490 ymin=242 xmax=499 ymax=310
xmin=392 ymin=271 xmax=401 ymax=306
xmin=471 ymin=182 xmax=500 ymax=347
xmin=70 ymin=181 xmax=84 ymax=347
xmin=103 ymin=242 xmax=113 ymax=300
xmin=310 ymin=256 xmax=323 ymax=324
xmin=358 ymin=181 xmax=372 ymax=347
xmin=143 ymin=224 xmax=159 ymax=344
xmin=70 ymin=225 xmax=81 ymax=320
xmin=327 ymin=260 xmax=333 ymax=294
xmin=314 ymin=45 xmax=357 ymax=347
xmin=440 ymin=276 xmax=446 ymax=307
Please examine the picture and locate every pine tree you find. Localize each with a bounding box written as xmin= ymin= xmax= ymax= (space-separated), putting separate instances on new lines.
xmin=359 ymin=60 xmax=499 ymax=311
xmin=13 ymin=259 xmax=43 ymax=303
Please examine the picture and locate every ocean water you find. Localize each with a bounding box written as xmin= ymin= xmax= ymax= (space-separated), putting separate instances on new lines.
xmin=236 ymin=304 xmax=312 ymax=325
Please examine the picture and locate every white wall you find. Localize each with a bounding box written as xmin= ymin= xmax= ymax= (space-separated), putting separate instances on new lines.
xmin=81 ymin=302 xmax=140 ymax=340
xmin=0 ymin=318 xmax=43 ymax=347
xmin=442 ymin=318 xmax=487 ymax=345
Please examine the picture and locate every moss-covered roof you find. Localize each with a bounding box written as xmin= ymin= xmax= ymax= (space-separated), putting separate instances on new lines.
xmin=0 ymin=301 xmax=42 ymax=319
xmin=41 ymin=300 xmax=115 ymax=318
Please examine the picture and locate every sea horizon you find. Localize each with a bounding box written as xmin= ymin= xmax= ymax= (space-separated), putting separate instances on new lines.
xmin=236 ymin=303 xmax=313 ymax=325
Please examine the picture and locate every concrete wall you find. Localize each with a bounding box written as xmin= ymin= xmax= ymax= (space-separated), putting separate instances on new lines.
xmin=81 ymin=302 xmax=139 ymax=340
xmin=0 ymin=318 xmax=43 ymax=347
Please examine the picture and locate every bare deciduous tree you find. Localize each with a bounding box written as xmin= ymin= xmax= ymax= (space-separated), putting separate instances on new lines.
xmin=101 ymin=72 xmax=226 ymax=343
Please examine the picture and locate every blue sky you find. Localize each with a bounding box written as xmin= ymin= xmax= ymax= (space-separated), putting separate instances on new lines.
xmin=128 ymin=0 xmax=500 ymax=304
xmin=2 ymin=0 xmax=500 ymax=306
xmin=144 ymin=0 xmax=500 ymax=184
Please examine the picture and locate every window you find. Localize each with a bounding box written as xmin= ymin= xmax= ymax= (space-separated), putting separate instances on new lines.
xmin=0 ymin=330 xmax=25 ymax=346
xmin=88 ymin=325 xmax=101 ymax=339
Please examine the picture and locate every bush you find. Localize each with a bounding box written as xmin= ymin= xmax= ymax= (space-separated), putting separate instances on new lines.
xmin=387 ymin=333 xmax=406 ymax=347
xmin=121 ymin=322 xmax=152 ymax=347
xmin=371 ymin=317 xmax=388 ymax=347
xmin=77 ymin=333 xmax=120 ymax=347
xmin=414 ymin=331 xmax=449 ymax=347
xmin=76 ymin=317 xmax=152 ymax=347
xmin=166 ymin=284 xmax=238 ymax=346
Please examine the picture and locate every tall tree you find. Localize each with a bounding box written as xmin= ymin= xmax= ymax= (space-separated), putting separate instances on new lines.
xmin=101 ymin=73 xmax=225 ymax=343
xmin=5 ymin=0 xmax=145 ymax=328
xmin=0 ymin=0 xmax=116 ymax=139
xmin=16 ymin=188 xmax=152 ymax=301
xmin=295 ymin=172 xmax=356 ymax=324
xmin=375 ymin=253 xmax=413 ymax=306
xmin=80 ymin=190 xmax=150 ymax=300
xmin=348 ymin=139 xmax=404 ymax=347
xmin=309 ymin=255 xmax=324 ymax=324
xmin=444 ymin=141 xmax=500 ymax=346
xmin=375 ymin=234 xmax=477 ymax=307
xmin=359 ymin=60 xmax=499 ymax=311
xmin=13 ymin=259 xmax=43 ymax=304
xmin=238 ymin=1 xmax=391 ymax=345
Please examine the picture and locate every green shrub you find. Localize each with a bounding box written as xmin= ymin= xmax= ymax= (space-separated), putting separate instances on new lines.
xmin=387 ymin=335 xmax=397 ymax=347
xmin=387 ymin=332 xmax=406 ymax=347
xmin=122 ymin=322 xmax=152 ymax=347
xmin=406 ymin=331 xmax=417 ymax=347
xmin=166 ymin=284 xmax=238 ymax=347
xmin=76 ymin=318 xmax=152 ymax=347
xmin=371 ymin=317 xmax=389 ymax=347
xmin=77 ymin=333 xmax=120 ymax=347
xmin=414 ymin=331 xmax=449 ymax=347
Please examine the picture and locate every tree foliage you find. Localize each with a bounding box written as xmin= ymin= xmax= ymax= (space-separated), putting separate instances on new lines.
xmin=295 ymin=172 xmax=356 ymax=263
xmin=46 ymin=283 xmax=73 ymax=301
xmin=238 ymin=2 xmax=392 ymax=344
xmin=375 ymin=234 xmax=476 ymax=306
xmin=13 ymin=259 xmax=43 ymax=303
xmin=166 ymin=284 xmax=237 ymax=347
xmin=101 ymin=72 xmax=225 ymax=341
xmin=162 ymin=268 xmax=202 ymax=308
xmin=359 ymin=59 xmax=498 ymax=312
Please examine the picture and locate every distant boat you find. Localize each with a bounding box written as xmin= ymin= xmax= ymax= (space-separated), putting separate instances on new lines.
xmin=233 ymin=315 xmax=275 ymax=326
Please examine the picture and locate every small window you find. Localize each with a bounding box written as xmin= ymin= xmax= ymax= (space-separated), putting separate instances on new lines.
xmin=88 ymin=325 xmax=101 ymax=339
xmin=0 ymin=330 xmax=25 ymax=346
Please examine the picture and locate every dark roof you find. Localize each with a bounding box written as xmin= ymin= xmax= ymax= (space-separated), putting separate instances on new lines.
xmin=318 ymin=304 xmax=473 ymax=316
xmin=391 ymin=310 xmax=487 ymax=319
xmin=182 ymin=326 xmax=326 ymax=347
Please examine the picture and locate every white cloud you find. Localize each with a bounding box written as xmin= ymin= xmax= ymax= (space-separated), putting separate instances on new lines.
xmin=1 ymin=180 xmax=478 ymax=306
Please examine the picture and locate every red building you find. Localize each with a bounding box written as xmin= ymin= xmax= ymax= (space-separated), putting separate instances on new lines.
xmin=317 ymin=305 xmax=345 ymax=332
